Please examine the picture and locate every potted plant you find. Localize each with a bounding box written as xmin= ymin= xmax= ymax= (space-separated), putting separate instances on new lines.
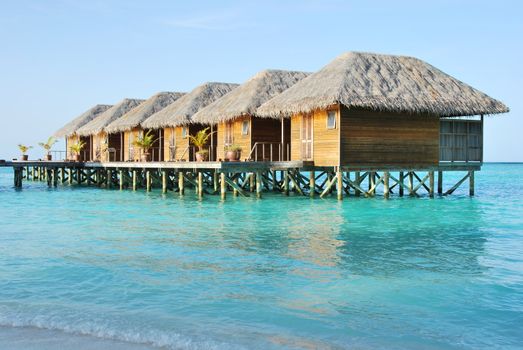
xmin=69 ymin=140 xmax=86 ymax=162
xmin=133 ymin=130 xmax=156 ymax=162
xmin=38 ymin=137 xmax=57 ymax=161
xmin=18 ymin=144 xmax=32 ymax=161
xmin=225 ymin=145 xmax=242 ymax=161
xmin=188 ymin=127 xmax=214 ymax=161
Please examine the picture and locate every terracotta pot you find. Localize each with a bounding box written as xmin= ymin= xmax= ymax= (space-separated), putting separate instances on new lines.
xmin=195 ymin=152 xmax=208 ymax=162
xmin=141 ymin=153 xmax=150 ymax=162
xmin=73 ymin=154 xmax=79 ymax=162
xmin=21 ymin=155 xmax=28 ymax=161
xmin=46 ymin=154 xmax=52 ymax=161
xmin=225 ymin=150 xmax=241 ymax=161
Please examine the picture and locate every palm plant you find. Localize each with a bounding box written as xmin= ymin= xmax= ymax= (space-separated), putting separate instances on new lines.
xmin=133 ymin=130 xmax=156 ymax=161
xmin=188 ymin=127 xmax=214 ymax=161
xmin=18 ymin=144 xmax=32 ymax=155
xmin=39 ymin=137 xmax=57 ymax=159
xmin=69 ymin=140 xmax=86 ymax=155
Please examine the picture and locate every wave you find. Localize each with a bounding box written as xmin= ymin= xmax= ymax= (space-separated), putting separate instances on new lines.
xmin=0 ymin=312 xmax=247 ymax=350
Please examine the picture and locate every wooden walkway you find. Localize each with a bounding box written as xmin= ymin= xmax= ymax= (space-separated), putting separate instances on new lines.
xmin=4 ymin=160 xmax=480 ymax=199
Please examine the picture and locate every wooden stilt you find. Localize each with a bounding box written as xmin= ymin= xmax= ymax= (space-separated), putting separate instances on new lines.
xmin=383 ymin=171 xmax=390 ymax=198
xmin=337 ymin=170 xmax=343 ymax=200
xmin=213 ymin=171 xmax=219 ymax=193
xmin=249 ymin=172 xmax=255 ymax=192
xmin=369 ymin=171 xmax=376 ymax=196
xmin=233 ymin=175 xmax=238 ymax=197
xmin=469 ymin=171 xmax=474 ymax=196
xmin=146 ymin=170 xmax=151 ymax=192
xmin=408 ymin=172 xmax=414 ymax=196
xmin=309 ymin=171 xmax=315 ymax=198
xmin=437 ymin=171 xmax=443 ymax=195
xmin=106 ymin=170 xmax=111 ymax=188
xmin=399 ymin=172 xmax=404 ymax=197
xmin=178 ymin=171 xmax=184 ymax=195
xmin=119 ymin=170 xmax=124 ymax=190
xmin=283 ymin=171 xmax=289 ymax=196
xmin=198 ymin=171 xmax=203 ymax=198
xmin=132 ymin=170 xmax=137 ymax=191
xmin=429 ymin=171 xmax=435 ymax=197
xmin=256 ymin=171 xmax=262 ymax=198
xmin=220 ymin=172 xmax=226 ymax=200
xmin=53 ymin=168 xmax=58 ymax=187
xmin=162 ymin=170 xmax=167 ymax=193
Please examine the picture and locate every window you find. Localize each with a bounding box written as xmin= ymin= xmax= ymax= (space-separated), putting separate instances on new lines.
xmin=326 ymin=110 xmax=336 ymax=129
xmin=225 ymin=122 xmax=233 ymax=145
xmin=182 ymin=127 xmax=188 ymax=138
xmin=241 ymin=120 xmax=249 ymax=135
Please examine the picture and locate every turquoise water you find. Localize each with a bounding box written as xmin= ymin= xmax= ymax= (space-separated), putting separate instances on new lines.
xmin=0 ymin=164 xmax=522 ymax=349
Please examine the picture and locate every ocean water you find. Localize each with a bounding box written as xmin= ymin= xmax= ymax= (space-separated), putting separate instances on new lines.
xmin=0 ymin=164 xmax=522 ymax=350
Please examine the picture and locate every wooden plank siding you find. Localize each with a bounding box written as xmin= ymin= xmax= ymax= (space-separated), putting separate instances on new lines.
xmin=123 ymin=128 xmax=142 ymax=161
xmin=339 ymin=106 xmax=439 ymax=166
xmin=216 ymin=116 xmax=251 ymax=161
xmin=290 ymin=107 xmax=340 ymax=166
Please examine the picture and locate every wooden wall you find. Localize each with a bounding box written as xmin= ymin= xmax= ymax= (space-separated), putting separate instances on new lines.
xmin=216 ymin=116 xmax=251 ymax=160
xmin=123 ymin=128 xmax=141 ymax=161
xmin=92 ymin=132 xmax=107 ymax=162
xmin=289 ymin=107 xmax=340 ymax=166
xmin=339 ymin=106 xmax=439 ymax=166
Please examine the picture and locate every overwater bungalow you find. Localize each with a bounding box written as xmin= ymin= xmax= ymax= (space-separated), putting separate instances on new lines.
xmin=257 ymin=52 xmax=509 ymax=167
xmin=76 ymin=98 xmax=144 ymax=162
xmin=105 ymin=92 xmax=185 ymax=162
xmin=191 ymin=70 xmax=309 ymax=161
xmin=141 ymin=82 xmax=238 ymax=161
xmin=54 ymin=104 xmax=112 ymax=160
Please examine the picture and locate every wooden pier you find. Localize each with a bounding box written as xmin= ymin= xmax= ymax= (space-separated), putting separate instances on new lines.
xmin=3 ymin=160 xmax=479 ymax=199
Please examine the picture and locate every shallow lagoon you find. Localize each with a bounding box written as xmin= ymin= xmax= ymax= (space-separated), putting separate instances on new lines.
xmin=0 ymin=164 xmax=522 ymax=349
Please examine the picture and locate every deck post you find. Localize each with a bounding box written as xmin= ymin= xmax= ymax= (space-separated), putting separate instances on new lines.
xmin=369 ymin=171 xmax=376 ymax=196
xmin=213 ymin=171 xmax=219 ymax=193
xmin=119 ymin=170 xmax=124 ymax=190
xmin=383 ymin=171 xmax=390 ymax=198
xmin=337 ymin=170 xmax=343 ymax=200
xmin=250 ymin=173 xmax=255 ymax=192
xmin=408 ymin=172 xmax=414 ymax=196
xmin=146 ymin=170 xmax=151 ymax=192
xmin=162 ymin=170 xmax=167 ymax=194
xmin=233 ymin=175 xmax=239 ymax=197
xmin=132 ymin=170 xmax=137 ymax=191
xmin=469 ymin=170 xmax=474 ymax=196
xmin=309 ymin=171 xmax=315 ymax=198
xmin=13 ymin=168 xmax=22 ymax=188
xmin=198 ymin=171 xmax=203 ymax=198
xmin=429 ymin=171 xmax=435 ymax=197
xmin=106 ymin=170 xmax=111 ymax=188
xmin=178 ymin=171 xmax=184 ymax=195
xmin=256 ymin=171 xmax=262 ymax=198
xmin=437 ymin=171 xmax=443 ymax=195
xmin=220 ymin=172 xmax=226 ymax=200
xmin=271 ymin=170 xmax=277 ymax=191
xmin=354 ymin=171 xmax=361 ymax=197
xmin=53 ymin=168 xmax=58 ymax=187
xmin=283 ymin=170 xmax=289 ymax=196
xmin=399 ymin=172 xmax=404 ymax=197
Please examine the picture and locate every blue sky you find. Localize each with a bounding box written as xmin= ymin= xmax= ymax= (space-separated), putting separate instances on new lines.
xmin=0 ymin=0 xmax=521 ymax=161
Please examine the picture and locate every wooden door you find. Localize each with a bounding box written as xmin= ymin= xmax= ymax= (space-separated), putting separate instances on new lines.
xmin=225 ymin=122 xmax=233 ymax=146
xmin=300 ymin=114 xmax=313 ymax=160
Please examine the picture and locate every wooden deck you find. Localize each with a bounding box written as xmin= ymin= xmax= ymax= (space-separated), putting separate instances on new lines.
xmin=4 ymin=160 xmax=480 ymax=199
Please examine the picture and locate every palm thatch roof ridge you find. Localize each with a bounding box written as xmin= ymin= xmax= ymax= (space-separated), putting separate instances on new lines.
xmin=105 ymin=92 xmax=185 ymax=133
xmin=53 ymin=104 xmax=112 ymax=138
xmin=256 ymin=51 xmax=509 ymax=118
xmin=76 ymin=98 xmax=145 ymax=136
xmin=192 ymin=70 xmax=310 ymax=124
xmin=142 ymin=82 xmax=239 ymax=129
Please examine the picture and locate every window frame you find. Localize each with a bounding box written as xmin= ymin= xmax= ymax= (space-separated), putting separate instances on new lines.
xmin=241 ymin=119 xmax=250 ymax=135
xmin=326 ymin=110 xmax=337 ymax=129
xmin=181 ymin=126 xmax=188 ymax=139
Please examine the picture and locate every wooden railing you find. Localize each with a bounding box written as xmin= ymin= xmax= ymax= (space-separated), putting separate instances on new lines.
xmin=248 ymin=142 xmax=290 ymax=162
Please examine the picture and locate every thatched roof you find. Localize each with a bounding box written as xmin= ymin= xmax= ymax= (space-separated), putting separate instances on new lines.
xmin=105 ymin=92 xmax=185 ymax=133
xmin=54 ymin=104 xmax=112 ymax=138
xmin=76 ymin=98 xmax=145 ymax=136
xmin=142 ymin=82 xmax=239 ymax=128
xmin=257 ymin=52 xmax=509 ymax=118
xmin=192 ymin=70 xmax=310 ymax=124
